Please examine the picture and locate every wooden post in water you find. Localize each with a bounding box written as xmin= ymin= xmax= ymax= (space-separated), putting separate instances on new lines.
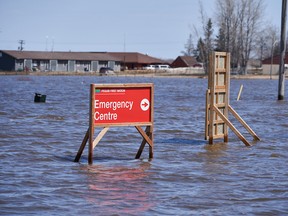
xmin=278 ymin=0 xmax=287 ymax=100
xmin=237 ymin=84 xmax=243 ymax=101
xmin=206 ymin=52 xmax=230 ymax=144
xmin=205 ymin=52 xmax=260 ymax=146
xmin=88 ymin=85 xmax=95 ymax=164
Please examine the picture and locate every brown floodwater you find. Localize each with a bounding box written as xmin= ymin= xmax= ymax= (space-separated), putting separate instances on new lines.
xmin=0 ymin=75 xmax=287 ymax=215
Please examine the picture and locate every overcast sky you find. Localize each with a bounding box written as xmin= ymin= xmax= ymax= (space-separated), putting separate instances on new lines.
xmin=0 ymin=0 xmax=282 ymax=59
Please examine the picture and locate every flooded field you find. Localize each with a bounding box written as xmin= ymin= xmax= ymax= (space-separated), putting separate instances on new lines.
xmin=0 ymin=75 xmax=287 ymax=215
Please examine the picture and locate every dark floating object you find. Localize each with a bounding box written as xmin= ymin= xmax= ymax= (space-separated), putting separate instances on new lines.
xmin=34 ymin=93 xmax=46 ymax=103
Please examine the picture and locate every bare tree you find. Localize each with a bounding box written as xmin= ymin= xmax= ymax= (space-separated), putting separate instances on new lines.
xmin=215 ymin=0 xmax=264 ymax=74
xmin=255 ymin=25 xmax=279 ymax=61
xmin=215 ymin=0 xmax=239 ymax=68
xmin=215 ymin=0 xmax=236 ymax=52
xmin=239 ymin=0 xmax=264 ymax=74
xmin=188 ymin=0 xmax=264 ymax=74
xmin=181 ymin=34 xmax=195 ymax=56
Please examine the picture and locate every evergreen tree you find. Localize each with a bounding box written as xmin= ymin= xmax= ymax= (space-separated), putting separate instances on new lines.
xmin=215 ymin=25 xmax=226 ymax=51
xmin=204 ymin=18 xmax=214 ymax=53
xmin=196 ymin=37 xmax=205 ymax=63
xmin=200 ymin=18 xmax=214 ymax=74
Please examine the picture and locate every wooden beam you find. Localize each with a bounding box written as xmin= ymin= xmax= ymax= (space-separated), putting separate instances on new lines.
xmin=148 ymin=126 xmax=154 ymax=159
xmin=213 ymin=105 xmax=251 ymax=146
xmin=224 ymin=53 xmax=230 ymax=143
xmin=92 ymin=127 xmax=110 ymax=149
xmin=205 ymin=89 xmax=210 ymax=140
xmin=74 ymin=128 xmax=89 ymax=162
xmin=135 ymin=126 xmax=153 ymax=159
xmin=135 ymin=126 xmax=153 ymax=147
xmin=228 ymin=105 xmax=260 ymax=141
xmin=88 ymin=85 xmax=95 ymax=165
xmin=208 ymin=52 xmax=216 ymax=144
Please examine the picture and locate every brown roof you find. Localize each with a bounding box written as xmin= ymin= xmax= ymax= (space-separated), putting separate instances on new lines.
xmin=1 ymin=50 xmax=165 ymax=64
xmin=262 ymin=52 xmax=288 ymax=65
xmin=108 ymin=52 xmax=164 ymax=64
xmin=1 ymin=50 xmax=120 ymax=61
xmin=171 ymin=56 xmax=198 ymax=68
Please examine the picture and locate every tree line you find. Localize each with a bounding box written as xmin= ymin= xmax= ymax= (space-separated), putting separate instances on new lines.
xmin=182 ymin=0 xmax=280 ymax=75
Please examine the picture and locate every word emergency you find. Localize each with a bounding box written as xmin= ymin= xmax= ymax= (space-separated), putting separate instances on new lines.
xmin=94 ymin=99 xmax=134 ymax=121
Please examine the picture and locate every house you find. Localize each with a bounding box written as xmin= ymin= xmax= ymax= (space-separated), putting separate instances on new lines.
xmin=108 ymin=52 xmax=164 ymax=70
xmin=262 ymin=53 xmax=288 ymax=75
xmin=170 ymin=56 xmax=201 ymax=68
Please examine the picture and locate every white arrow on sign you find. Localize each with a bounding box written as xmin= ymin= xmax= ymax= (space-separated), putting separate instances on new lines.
xmin=140 ymin=98 xmax=150 ymax=111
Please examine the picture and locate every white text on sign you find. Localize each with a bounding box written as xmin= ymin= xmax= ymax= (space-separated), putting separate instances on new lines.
xmin=94 ymin=100 xmax=134 ymax=110
xmin=94 ymin=100 xmax=134 ymax=121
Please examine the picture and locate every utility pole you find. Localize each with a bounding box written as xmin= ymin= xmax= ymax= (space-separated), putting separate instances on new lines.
xmin=18 ymin=40 xmax=25 ymax=51
xmin=278 ymin=0 xmax=287 ymax=100
xmin=123 ymin=33 xmax=126 ymax=71
xmin=270 ymin=40 xmax=278 ymax=79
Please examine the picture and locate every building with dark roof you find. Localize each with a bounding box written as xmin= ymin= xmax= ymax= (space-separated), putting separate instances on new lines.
xmin=108 ymin=52 xmax=164 ymax=70
xmin=0 ymin=50 xmax=164 ymax=72
xmin=170 ymin=56 xmax=201 ymax=68
xmin=0 ymin=50 xmax=121 ymax=72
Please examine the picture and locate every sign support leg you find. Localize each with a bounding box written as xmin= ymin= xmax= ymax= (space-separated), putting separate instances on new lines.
xmin=228 ymin=105 xmax=260 ymax=141
xmin=135 ymin=126 xmax=153 ymax=159
xmin=88 ymin=124 xmax=94 ymax=165
xmin=213 ymin=105 xmax=251 ymax=146
xmin=74 ymin=128 xmax=89 ymax=162
xmin=148 ymin=126 xmax=153 ymax=159
xmin=92 ymin=127 xmax=110 ymax=149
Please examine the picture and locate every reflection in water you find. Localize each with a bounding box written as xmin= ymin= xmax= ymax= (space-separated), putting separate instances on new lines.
xmin=84 ymin=162 xmax=154 ymax=215
xmin=204 ymin=142 xmax=228 ymax=152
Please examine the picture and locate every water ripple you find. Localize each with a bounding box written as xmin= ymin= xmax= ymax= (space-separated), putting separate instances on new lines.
xmin=1 ymin=76 xmax=288 ymax=215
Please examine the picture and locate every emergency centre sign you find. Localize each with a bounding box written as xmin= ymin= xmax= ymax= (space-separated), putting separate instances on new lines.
xmin=90 ymin=83 xmax=154 ymax=126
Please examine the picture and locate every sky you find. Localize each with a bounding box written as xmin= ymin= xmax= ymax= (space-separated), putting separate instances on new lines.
xmin=0 ymin=0 xmax=283 ymax=59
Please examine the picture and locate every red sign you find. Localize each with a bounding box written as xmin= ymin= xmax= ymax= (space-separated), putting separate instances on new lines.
xmin=91 ymin=84 xmax=153 ymax=126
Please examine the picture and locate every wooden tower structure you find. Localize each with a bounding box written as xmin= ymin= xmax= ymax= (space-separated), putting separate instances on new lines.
xmin=205 ymin=52 xmax=260 ymax=146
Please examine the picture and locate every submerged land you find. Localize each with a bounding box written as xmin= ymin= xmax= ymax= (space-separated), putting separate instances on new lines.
xmin=0 ymin=70 xmax=285 ymax=80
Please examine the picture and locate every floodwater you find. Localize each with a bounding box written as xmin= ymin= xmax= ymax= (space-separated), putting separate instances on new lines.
xmin=1 ymin=75 xmax=288 ymax=215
